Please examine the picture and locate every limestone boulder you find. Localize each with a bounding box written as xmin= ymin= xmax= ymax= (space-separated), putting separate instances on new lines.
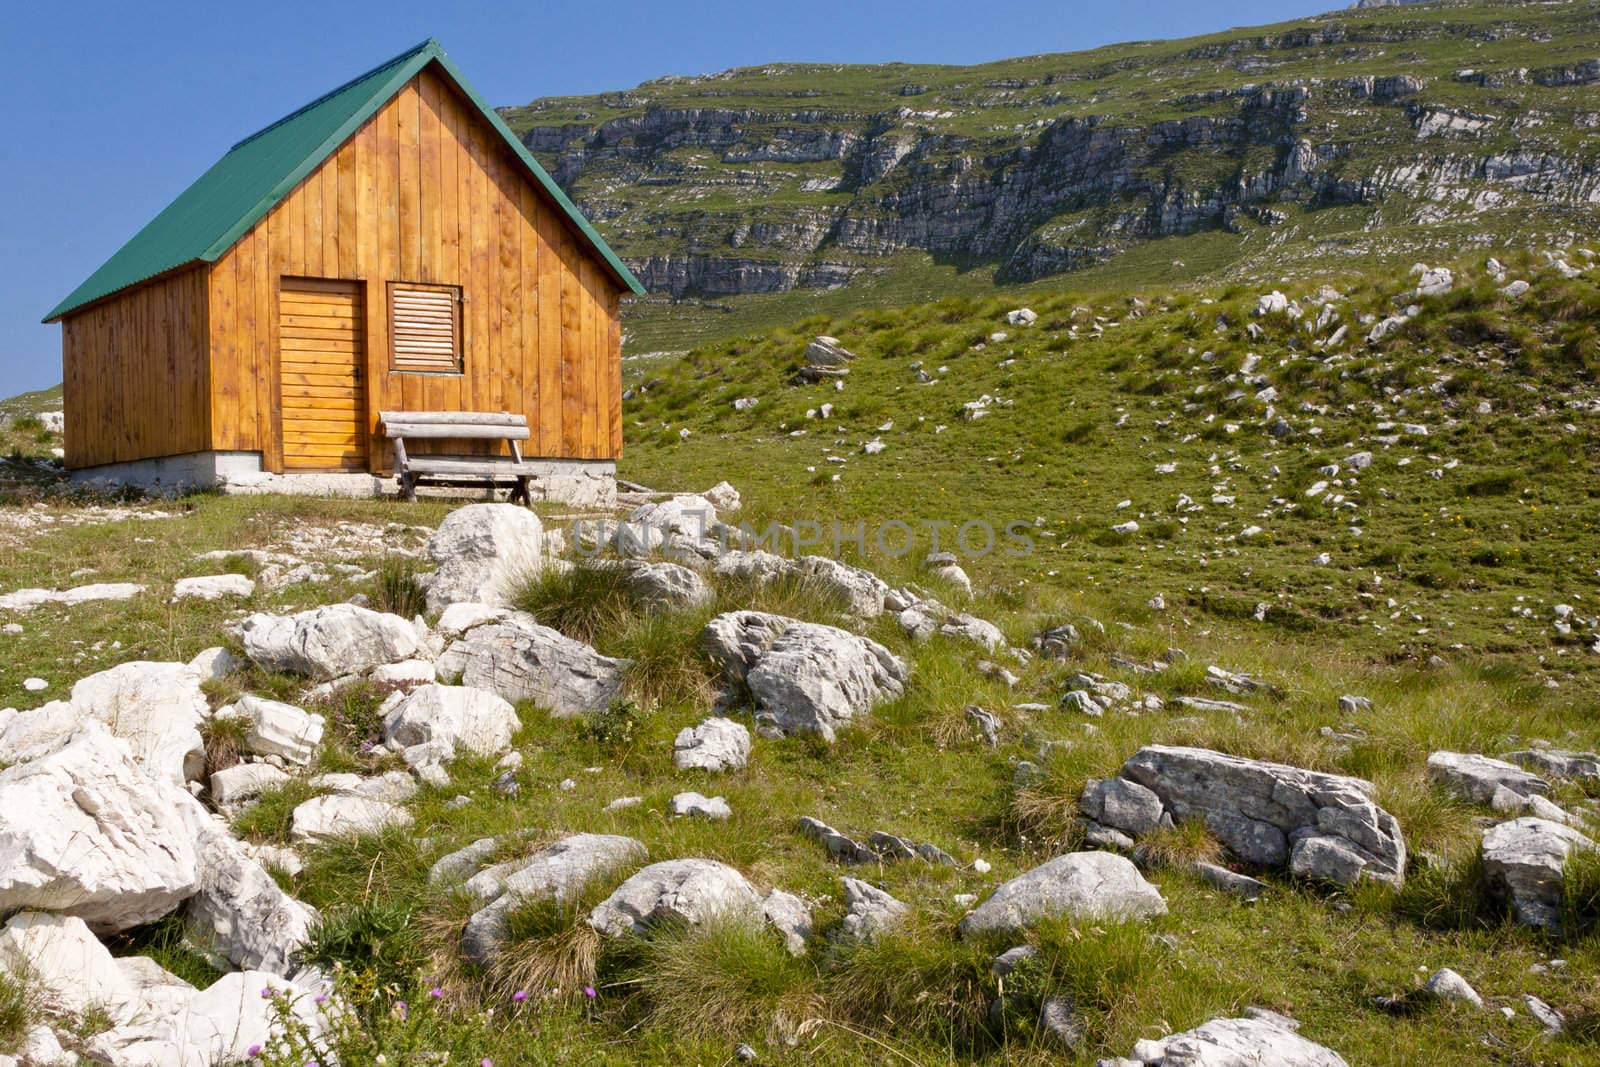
xmin=382 ymin=683 xmax=520 ymax=767
xmin=423 ymin=503 xmax=544 ymax=612
xmin=1128 ymin=1014 xmax=1348 ymax=1066
xmin=185 ymin=817 xmax=319 ymax=976
xmin=1427 ymin=751 xmax=1550 ymax=804
xmin=958 ymin=852 xmax=1166 ymax=937
xmin=1098 ymin=745 xmax=1406 ymax=887
xmin=234 ymin=694 xmax=324 ymax=766
xmin=619 ymin=559 xmax=713 ymax=610
xmin=673 ymin=717 xmax=751 ymax=772
xmin=241 ymin=604 xmax=421 ymax=678
xmin=290 ymin=794 xmax=412 ymax=845
xmin=0 ymin=730 xmax=200 ymax=932
xmin=840 ymin=878 xmax=908 ymax=941
xmin=1481 ymin=816 xmax=1596 ymax=930
xmin=66 ymin=660 xmax=209 ymax=785
xmin=0 ymin=912 xmax=137 ymax=1020
xmin=589 ymin=858 xmax=761 ymax=938
xmin=435 ymin=616 xmax=629 ymax=715
xmin=462 ymin=833 xmax=646 ymax=964
xmin=701 ymin=612 xmax=908 ymax=742
xmin=173 ymin=574 xmax=256 ymax=601
xmin=83 ymin=970 xmax=319 ymax=1067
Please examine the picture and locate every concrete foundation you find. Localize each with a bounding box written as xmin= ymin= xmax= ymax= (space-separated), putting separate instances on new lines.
xmin=70 ymin=451 xmax=617 ymax=508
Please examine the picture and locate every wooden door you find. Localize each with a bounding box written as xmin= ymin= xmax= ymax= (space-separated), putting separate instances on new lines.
xmin=278 ymin=279 xmax=366 ymax=471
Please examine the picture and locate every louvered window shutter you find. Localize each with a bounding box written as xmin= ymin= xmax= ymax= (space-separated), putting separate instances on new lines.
xmin=389 ymin=283 xmax=462 ymax=372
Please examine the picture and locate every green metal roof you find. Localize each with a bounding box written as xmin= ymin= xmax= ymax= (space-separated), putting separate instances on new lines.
xmin=45 ymin=38 xmax=643 ymax=322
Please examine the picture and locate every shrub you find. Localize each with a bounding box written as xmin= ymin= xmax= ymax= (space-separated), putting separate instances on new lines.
xmin=304 ymin=898 xmax=428 ymax=1000
xmin=372 ymin=557 xmax=428 ymax=618
xmin=578 ymin=698 xmax=648 ymax=753
xmin=513 ymin=563 xmax=635 ymax=645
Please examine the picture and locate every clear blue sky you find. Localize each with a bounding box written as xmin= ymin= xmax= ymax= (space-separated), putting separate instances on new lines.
xmin=1 ymin=0 xmax=1334 ymax=400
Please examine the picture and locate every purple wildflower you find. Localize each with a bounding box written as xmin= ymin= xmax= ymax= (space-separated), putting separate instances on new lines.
xmin=246 ymin=1046 xmax=262 ymax=1058
xmin=512 ymin=990 xmax=527 ymax=1003
xmin=582 ymin=985 xmax=596 ymax=999
xmin=429 ymin=986 xmax=444 ymax=998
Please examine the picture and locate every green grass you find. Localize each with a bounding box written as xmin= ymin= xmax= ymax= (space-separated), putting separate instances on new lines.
xmin=8 ymin=252 xmax=1600 ymax=1064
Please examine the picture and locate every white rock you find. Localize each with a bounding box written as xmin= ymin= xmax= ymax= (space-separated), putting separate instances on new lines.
xmin=670 ymin=791 xmax=731 ymax=819
xmin=0 ymin=912 xmax=136 ymax=1020
xmin=69 ymin=660 xmax=209 ymax=784
xmin=383 ymin=684 xmax=520 ymax=767
xmin=762 ymin=889 xmax=812 ymax=955
xmin=209 ymin=763 xmax=289 ymax=808
xmin=423 ymin=503 xmax=544 ymax=612
xmin=673 ymin=717 xmax=752 ymax=772
xmin=959 ymin=852 xmax=1166 ymax=936
xmin=235 ymin=694 xmax=324 ymax=766
xmin=1415 ymin=267 xmax=1453 ymax=297
xmin=700 ymin=612 xmax=908 ymax=742
xmin=173 ymin=574 xmax=256 ymax=601
xmin=434 ymin=616 xmax=629 ymax=715
xmin=1425 ymin=967 xmax=1483 ymax=1009
xmin=240 ymin=604 xmax=421 ymax=678
xmin=1482 ymin=816 xmax=1596 ymax=929
xmin=0 ymin=730 xmax=200 ymax=932
xmin=368 ymin=658 xmax=437 ymax=686
xmin=840 ymin=877 xmax=908 ymax=941
xmin=1427 ymin=751 xmax=1549 ymax=804
xmin=1005 ymin=308 xmax=1038 ymax=326
xmin=0 ymin=583 xmax=145 ymax=612
xmin=1131 ymin=1014 xmax=1348 ymax=1065
xmin=589 ymin=858 xmax=761 ymax=937
xmin=290 ymin=794 xmax=412 ymax=845
xmin=461 ymin=833 xmax=647 ymax=965
xmin=187 ymin=646 xmax=244 ymax=682
xmin=186 ymin=816 xmax=319 ymax=975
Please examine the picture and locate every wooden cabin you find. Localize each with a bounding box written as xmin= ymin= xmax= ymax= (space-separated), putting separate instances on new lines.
xmin=44 ymin=39 xmax=643 ymax=504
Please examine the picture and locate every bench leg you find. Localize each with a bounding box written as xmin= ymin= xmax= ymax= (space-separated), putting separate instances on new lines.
xmin=400 ymin=472 xmax=418 ymax=503
xmin=510 ymin=476 xmax=530 ymax=506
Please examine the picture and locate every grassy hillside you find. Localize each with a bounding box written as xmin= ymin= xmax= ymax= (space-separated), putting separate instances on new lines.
xmin=2 ymin=256 xmax=1599 ymax=1064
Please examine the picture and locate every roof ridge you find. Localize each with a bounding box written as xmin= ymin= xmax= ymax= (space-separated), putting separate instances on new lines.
xmin=231 ymin=38 xmax=438 ymax=150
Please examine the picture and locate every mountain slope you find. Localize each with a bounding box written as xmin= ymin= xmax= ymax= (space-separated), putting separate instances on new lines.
xmin=505 ymin=0 xmax=1600 ymax=332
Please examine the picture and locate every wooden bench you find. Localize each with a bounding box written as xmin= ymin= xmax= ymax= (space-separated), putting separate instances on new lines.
xmin=378 ymin=411 xmax=537 ymax=504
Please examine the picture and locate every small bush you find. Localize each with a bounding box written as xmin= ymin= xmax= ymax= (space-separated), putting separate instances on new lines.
xmin=513 ymin=563 xmax=635 ymax=645
xmin=1561 ymin=846 xmax=1600 ymax=939
xmin=304 ymin=898 xmax=428 ymax=1000
xmin=372 ymin=557 xmax=428 ymax=618
xmin=1132 ymin=819 xmax=1223 ymax=870
xmin=578 ymin=698 xmax=648 ymax=753
xmin=625 ymin=917 xmax=816 ymax=1041
xmin=0 ymin=968 xmax=34 ymax=1048
xmin=200 ymin=715 xmax=248 ymax=779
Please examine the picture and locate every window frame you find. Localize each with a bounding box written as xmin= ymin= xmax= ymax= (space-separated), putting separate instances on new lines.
xmin=387 ymin=280 xmax=464 ymax=375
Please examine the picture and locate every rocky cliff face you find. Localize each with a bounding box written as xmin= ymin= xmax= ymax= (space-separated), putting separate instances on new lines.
xmin=502 ymin=0 xmax=1600 ymax=297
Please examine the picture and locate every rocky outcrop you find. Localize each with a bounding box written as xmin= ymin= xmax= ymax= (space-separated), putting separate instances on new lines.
xmin=589 ymin=858 xmax=761 ymax=937
xmin=673 ymin=717 xmax=751 ymax=772
xmin=1481 ymin=817 xmax=1595 ymax=930
xmin=700 ymin=611 xmax=908 ymax=741
xmin=462 ymin=834 xmax=646 ymax=965
xmin=958 ymin=852 xmax=1166 ymax=937
xmin=1126 ymin=1013 xmax=1348 ymax=1066
xmin=509 ymin=21 xmax=1600 ymax=299
xmin=423 ymin=503 xmax=544 ymax=612
xmin=435 ymin=616 xmax=629 ymax=715
xmin=382 ymin=683 xmax=520 ymax=769
xmin=240 ymin=604 xmax=422 ymax=678
xmin=0 ymin=730 xmax=201 ymax=933
xmin=1085 ymin=746 xmax=1406 ymax=887
xmin=185 ymin=818 xmax=318 ymax=975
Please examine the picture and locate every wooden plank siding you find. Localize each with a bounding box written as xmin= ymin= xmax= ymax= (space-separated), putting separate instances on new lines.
xmin=205 ymin=64 xmax=622 ymax=474
xmin=61 ymin=266 xmax=210 ymax=468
